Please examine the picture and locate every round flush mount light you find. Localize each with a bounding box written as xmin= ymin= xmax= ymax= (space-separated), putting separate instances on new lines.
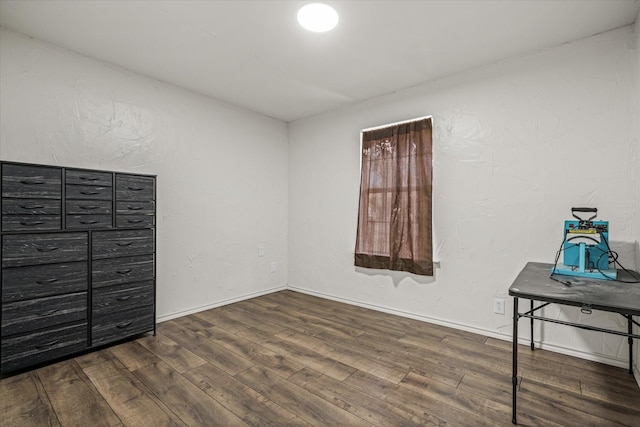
xmin=297 ymin=3 xmax=339 ymax=32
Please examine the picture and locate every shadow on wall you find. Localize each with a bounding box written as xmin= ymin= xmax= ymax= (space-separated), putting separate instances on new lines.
xmin=355 ymin=266 xmax=437 ymax=287
xmin=609 ymin=240 xmax=638 ymax=272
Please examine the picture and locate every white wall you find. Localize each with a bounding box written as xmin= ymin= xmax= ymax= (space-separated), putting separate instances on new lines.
xmin=289 ymin=26 xmax=637 ymax=367
xmin=0 ymin=28 xmax=289 ymax=320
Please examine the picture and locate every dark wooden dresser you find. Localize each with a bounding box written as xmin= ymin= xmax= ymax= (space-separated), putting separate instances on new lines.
xmin=1 ymin=161 xmax=156 ymax=373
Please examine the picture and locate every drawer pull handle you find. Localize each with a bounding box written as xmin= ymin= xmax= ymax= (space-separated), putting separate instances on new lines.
xmin=80 ymin=190 xmax=100 ymax=195
xmin=36 ymin=339 xmax=60 ymax=349
xmin=20 ymin=204 xmax=45 ymax=209
xmin=116 ymin=321 xmax=133 ymax=329
xmin=127 ymin=206 xmax=144 ymax=211
xmin=127 ymin=186 xmax=145 ymax=191
xmin=79 ymin=176 xmax=99 ymax=181
xmin=20 ymin=220 xmax=45 ymax=226
xmin=79 ymin=205 xmax=100 ymax=210
xmin=36 ymin=278 xmax=59 ymax=284
xmin=20 ymin=179 xmax=45 ymax=185
xmin=116 ymin=242 xmax=133 ymax=247
xmin=36 ymin=246 xmax=58 ymax=252
xmin=116 ymin=269 xmax=133 ymax=275
xmin=80 ymin=219 xmax=99 ymax=225
xmin=127 ymin=219 xmax=144 ymax=224
xmin=117 ymin=295 xmax=133 ymax=301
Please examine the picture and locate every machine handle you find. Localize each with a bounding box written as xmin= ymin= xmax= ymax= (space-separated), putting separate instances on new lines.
xmin=571 ymin=207 xmax=597 ymax=222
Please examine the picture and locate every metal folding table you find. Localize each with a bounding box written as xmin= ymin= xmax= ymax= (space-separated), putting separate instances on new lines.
xmin=509 ymin=262 xmax=640 ymax=424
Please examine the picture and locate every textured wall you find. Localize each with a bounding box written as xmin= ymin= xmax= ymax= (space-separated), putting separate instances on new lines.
xmin=289 ymin=26 xmax=637 ymax=367
xmin=0 ymin=28 xmax=289 ymax=320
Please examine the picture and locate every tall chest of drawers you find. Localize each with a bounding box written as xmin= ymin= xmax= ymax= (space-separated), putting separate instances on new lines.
xmin=1 ymin=161 xmax=156 ymax=373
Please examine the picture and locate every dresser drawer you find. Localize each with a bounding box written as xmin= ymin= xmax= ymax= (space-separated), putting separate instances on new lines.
xmin=66 ymin=199 xmax=112 ymax=215
xmin=116 ymin=215 xmax=155 ymax=229
xmin=2 ymin=261 xmax=88 ymax=302
xmin=65 ymin=185 xmax=113 ymax=200
xmin=2 ymin=292 xmax=87 ymax=336
xmin=92 ymin=281 xmax=154 ymax=315
xmin=92 ymin=229 xmax=154 ymax=259
xmin=1 ymin=322 xmax=87 ymax=372
xmin=116 ymin=200 xmax=155 ymax=216
xmin=2 ymin=215 xmax=61 ymax=232
xmin=92 ymin=254 xmax=154 ymax=288
xmin=2 ymin=198 xmax=62 ymax=231
xmin=2 ymin=198 xmax=61 ymax=215
xmin=92 ymin=305 xmax=153 ymax=346
xmin=66 ymin=215 xmax=112 ymax=230
xmin=2 ymin=164 xmax=61 ymax=199
xmin=116 ymin=175 xmax=154 ymax=201
xmin=2 ymin=233 xmax=88 ymax=268
xmin=65 ymin=169 xmax=112 ymax=187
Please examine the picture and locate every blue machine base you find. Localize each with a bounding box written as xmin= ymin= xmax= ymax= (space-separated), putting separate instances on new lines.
xmin=552 ymin=264 xmax=617 ymax=280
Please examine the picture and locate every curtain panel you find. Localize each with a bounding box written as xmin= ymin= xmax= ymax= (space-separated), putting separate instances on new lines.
xmin=354 ymin=117 xmax=433 ymax=276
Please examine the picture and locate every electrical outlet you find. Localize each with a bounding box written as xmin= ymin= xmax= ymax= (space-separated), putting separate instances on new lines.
xmin=493 ymin=298 xmax=505 ymax=315
xmin=258 ymin=246 xmax=265 ymax=257
xmin=270 ymin=262 xmax=277 ymax=273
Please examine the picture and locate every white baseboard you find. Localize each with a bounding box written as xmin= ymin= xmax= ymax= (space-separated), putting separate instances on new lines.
xmin=287 ymin=286 xmax=632 ymax=370
xmin=156 ymin=286 xmax=287 ymax=323
xmin=525 ymin=340 xmax=630 ymax=369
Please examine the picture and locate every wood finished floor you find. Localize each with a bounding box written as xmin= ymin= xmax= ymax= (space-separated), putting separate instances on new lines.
xmin=1 ymin=290 xmax=639 ymax=426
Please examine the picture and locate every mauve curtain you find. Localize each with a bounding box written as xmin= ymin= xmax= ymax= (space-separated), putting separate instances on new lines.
xmin=354 ymin=117 xmax=433 ymax=276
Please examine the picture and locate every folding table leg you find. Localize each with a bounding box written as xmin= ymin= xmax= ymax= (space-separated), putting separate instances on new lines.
xmin=512 ymin=297 xmax=519 ymax=424
xmin=530 ymin=299 xmax=534 ymax=351
xmin=629 ymin=316 xmax=634 ymax=374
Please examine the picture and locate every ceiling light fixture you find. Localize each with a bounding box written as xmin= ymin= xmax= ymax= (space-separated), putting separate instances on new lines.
xmin=297 ymin=3 xmax=339 ymax=32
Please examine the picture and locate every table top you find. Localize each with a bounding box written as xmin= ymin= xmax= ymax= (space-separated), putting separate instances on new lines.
xmin=509 ymin=262 xmax=640 ymax=316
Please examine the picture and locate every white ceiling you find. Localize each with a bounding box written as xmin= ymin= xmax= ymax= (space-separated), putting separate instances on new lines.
xmin=0 ymin=0 xmax=638 ymax=122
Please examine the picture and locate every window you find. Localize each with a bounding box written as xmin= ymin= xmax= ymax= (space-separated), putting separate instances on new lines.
xmin=354 ymin=117 xmax=433 ymax=276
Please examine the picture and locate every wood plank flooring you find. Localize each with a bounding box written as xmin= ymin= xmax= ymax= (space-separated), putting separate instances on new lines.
xmin=1 ymin=290 xmax=639 ymax=426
